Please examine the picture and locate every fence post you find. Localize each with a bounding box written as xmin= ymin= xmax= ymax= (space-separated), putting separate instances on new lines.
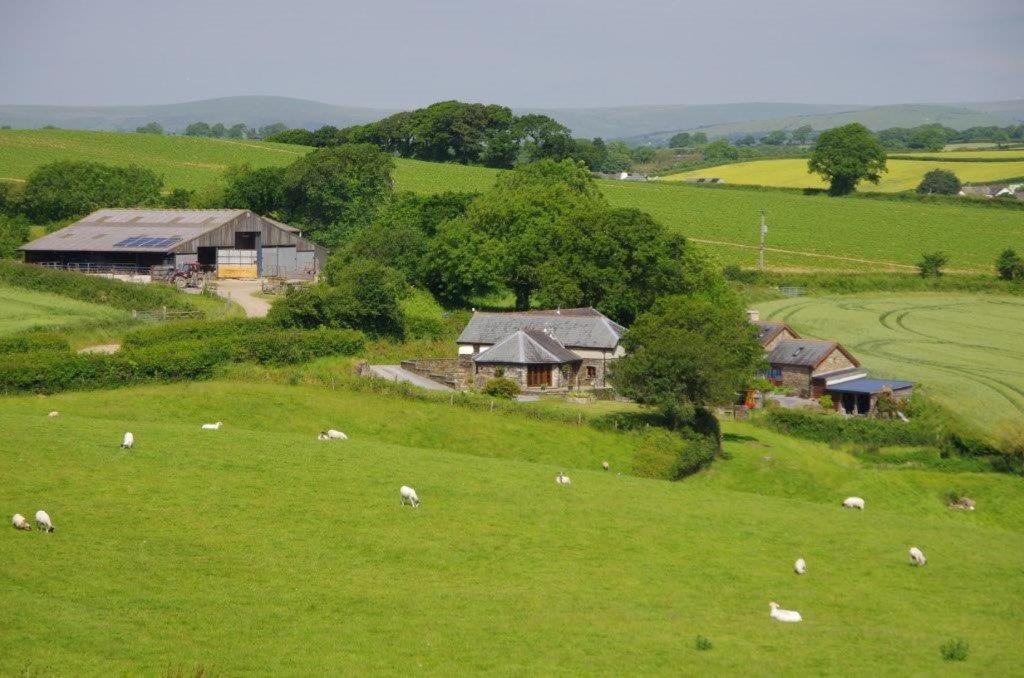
xmin=162 ymin=306 xmax=167 ymax=321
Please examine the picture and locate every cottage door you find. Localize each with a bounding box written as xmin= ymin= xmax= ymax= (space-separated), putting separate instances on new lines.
xmin=527 ymin=365 xmax=552 ymax=387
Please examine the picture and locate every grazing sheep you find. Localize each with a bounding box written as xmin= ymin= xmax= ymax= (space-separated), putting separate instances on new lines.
xmin=201 ymin=421 xmax=223 ymax=430
xmin=555 ymin=472 xmax=571 ymax=485
xmin=601 ymin=461 xmax=610 ymax=471
xmin=47 ymin=411 xmax=59 ymax=418
xmin=11 ymin=513 xmax=32 ymax=531
xmin=769 ymin=602 xmax=802 ymax=623
xmin=120 ymin=432 xmax=134 ymax=449
xmin=794 ymin=558 xmax=807 ymax=575
xmin=909 ymin=547 xmax=927 ymax=566
xmin=400 ymin=485 xmax=420 ymax=508
xmin=842 ymin=496 xmax=865 ymax=510
xmin=317 ymin=429 xmax=348 ymax=441
xmin=950 ymin=497 xmax=976 ymax=511
xmin=35 ymin=510 xmax=54 ymax=533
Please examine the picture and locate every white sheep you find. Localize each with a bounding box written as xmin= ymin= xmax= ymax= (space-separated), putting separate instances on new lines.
xmin=35 ymin=510 xmax=55 ymax=533
xmin=842 ymin=496 xmax=865 ymax=510
xmin=120 ymin=432 xmax=134 ymax=449
xmin=601 ymin=461 xmax=610 ymax=471
xmin=769 ymin=602 xmax=802 ymax=623
xmin=201 ymin=421 xmax=223 ymax=430
xmin=317 ymin=429 xmax=348 ymax=441
xmin=555 ymin=472 xmax=571 ymax=485
xmin=400 ymin=485 xmax=420 ymax=508
xmin=11 ymin=513 xmax=32 ymax=531
xmin=794 ymin=558 xmax=807 ymax=575
xmin=47 ymin=411 xmax=59 ymax=418
xmin=909 ymin=547 xmax=927 ymax=566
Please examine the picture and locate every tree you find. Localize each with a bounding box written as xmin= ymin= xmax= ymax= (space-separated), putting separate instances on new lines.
xmin=790 ymin=125 xmax=813 ymax=145
xmin=916 ymin=169 xmax=961 ymax=195
xmin=907 ymin=125 xmax=947 ymax=151
xmin=808 ymin=123 xmax=887 ymax=195
xmin=20 ymin=161 xmax=163 ymax=222
xmin=136 ymin=122 xmax=164 ymax=134
xmin=280 ymin=144 xmax=394 ymax=248
xmin=630 ymin=146 xmax=657 ymax=164
xmin=210 ymin=123 xmax=227 ymax=138
xmin=227 ymin=123 xmax=247 ymax=139
xmin=690 ymin=132 xmax=708 ymax=145
xmin=161 ymin=188 xmax=194 ymax=208
xmin=514 ymin=114 xmax=574 ymax=163
xmin=249 ymin=122 xmax=288 ymax=140
xmin=996 ymin=248 xmax=1024 ymax=281
xmin=917 ymin=251 xmax=948 ymax=278
xmin=668 ymin=132 xmax=691 ymax=148
xmin=222 ymin=164 xmax=286 ymax=216
xmin=265 ymin=128 xmax=315 ymax=146
xmin=701 ymin=139 xmax=739 ymax=163
xmin=0 ymin=214 xmax=30 ymax=258
xmin=611 ymin=292 xmax=764 ymax=425
xmin=184 ymin=122 xmax=212 ymax=137
xmin=736 ymin=135 xmax=757 ymax=147
xmin=761 ymin=130 xmax=788 ymax=146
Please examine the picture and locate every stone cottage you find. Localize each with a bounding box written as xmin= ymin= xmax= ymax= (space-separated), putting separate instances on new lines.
xmin=766 ymin=339 xmax=860 ymax=398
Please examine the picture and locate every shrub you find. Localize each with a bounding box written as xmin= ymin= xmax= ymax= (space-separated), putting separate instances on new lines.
xmin=0 ymin=214 xmax=30 ymax=258
xmin=917 ymin=252 xmax=948 ymax=278
xmin=694 ymin=635 xmax=713 ymax=651
xmin=231 ymin=328 xmax=364 ymax=366
xmin=121 ymin=340 xmax=234 ymax=382
xmin=940 ymin=638 xmax=969 ymax=662
xmin=122 ymin=318 xmax=269 ymax=349
xmin=20 ymin=160 xmax=163 ymax=222
xmin=762 ymin=408 xmax=937 ymax=447
xmin=995 ymin=422 xmax=1024 ymax=475
xmin=996 ymin=248 xmax=1024 ymax=281
xmin=818 ymin=394 xmax=834 ymax=410
xmin=0 ymin=331 xmax=70 ymax=354
xmin=672 ymin=433 xmax=718 ymax=479
xmin=482 ymin=377 xmax=520 ymax=399
xmin=916 ymin=169 xmax=961 ymax=195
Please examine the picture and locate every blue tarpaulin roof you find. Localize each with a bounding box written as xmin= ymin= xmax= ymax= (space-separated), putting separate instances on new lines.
xmin=826 ymin=378 xmax=914 ymax=395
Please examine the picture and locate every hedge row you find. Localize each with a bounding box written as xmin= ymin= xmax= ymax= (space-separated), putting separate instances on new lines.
xmin=0 ymin=328 xmax=364 ymax=394
xmin=0 ymin=260 xmax=196 ymax=311
xmin=0 ymin=331 xmax=70 ymax=354
xmin=761 ymin=408 xmax=937 ymax=448
xmin=121 ymin=318 xmax=270 ymax=349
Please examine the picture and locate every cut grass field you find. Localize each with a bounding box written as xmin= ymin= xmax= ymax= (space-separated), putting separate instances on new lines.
xmin=0 ymin=284 xmax=127 ymax=336
xmin=3 ymin=129 xmax=1023 ymax=273
xmin=660 ymin=158 xmax=1024 ymax=192
xmin=1 ymin=379 xmax=1022 ymax=674
xmin=756 ymin=292 xmax=1024 ymax=432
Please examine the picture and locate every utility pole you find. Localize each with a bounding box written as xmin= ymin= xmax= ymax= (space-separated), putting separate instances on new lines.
xmin=758 ymin=209 xmax=767 ymax=270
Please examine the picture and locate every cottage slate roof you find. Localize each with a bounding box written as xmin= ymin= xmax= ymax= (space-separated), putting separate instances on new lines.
xmin=458 ymin=308 xmax=625 ymax=350
xmin=768 ymin=339 xmax=859 ymax=369
xmin=826 ymin=378 xmax=914 ymax=395
xmin=753 ymin=320 xmax=799 ymax=346
xmin=473 ymin=329 xmax=581 ymax=365
xmin=20 ymin=209 xmax=249 ymax=252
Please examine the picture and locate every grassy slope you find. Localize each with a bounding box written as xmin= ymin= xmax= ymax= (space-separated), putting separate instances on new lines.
xmin=755 ymin=293 xmax=1024 ymax=431
xmin=1 ymin=380 xmax=1022 ymax=675
xmin=660 ymin=158 xmax=1024 ymax=192
xmin=0 ymin=285 xmax=127 ymax=336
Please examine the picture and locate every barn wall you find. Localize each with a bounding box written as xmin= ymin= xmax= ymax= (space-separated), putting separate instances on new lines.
xmin=172 ymin=213 xmax=324 ymax=256
xmin=813 ymin=349 xmax=857 ymax=376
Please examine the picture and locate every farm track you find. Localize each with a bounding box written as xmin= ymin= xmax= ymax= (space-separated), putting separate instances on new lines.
xmin=688 ymin=238 xmax=926 ymax=271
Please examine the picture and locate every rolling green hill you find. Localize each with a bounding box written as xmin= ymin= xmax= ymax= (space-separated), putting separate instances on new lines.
xmin=0 ymin=285 xmax=128 ymax=336
xmin=2 ymin=379 xmax=1022 ymax=674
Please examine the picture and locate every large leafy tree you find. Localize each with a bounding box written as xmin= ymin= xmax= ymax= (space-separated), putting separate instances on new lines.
xmin=20 ymin=161 xmax=163 ymax=222
xmin=916 ymin=169 xmax=961 ymax=195
xmin=612 ymin=292 xmax=764 ymax=425
xmin=221 ymin=164 xmax=286 ymax=215
xmin=0 ymin=214 xmax=30 ymax=258
xmin=281 ymin=144 xmax=394 ymax=247
xmin=808 ymin=123 xmax=888 ymax=195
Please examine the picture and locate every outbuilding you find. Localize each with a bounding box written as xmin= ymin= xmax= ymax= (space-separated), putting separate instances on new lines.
xmin=766 ymin=339 xmax=860 ymax=398
xmin=826 ymin=378 xmax=915 ymax=415
xmin=20 ymin=208 xmax=328 ymax=279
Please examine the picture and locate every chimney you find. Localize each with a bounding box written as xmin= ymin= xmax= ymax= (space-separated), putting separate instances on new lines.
xmin=746 ymin=309 xmax=760 ymax=322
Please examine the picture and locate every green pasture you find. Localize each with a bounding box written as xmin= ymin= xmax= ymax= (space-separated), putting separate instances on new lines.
xmin=1 ymin=380 xmax=1021 ymax=674
xmin=0 ymin=285 xmax=127 ymax=336
xmin=756 ymin=293 xmax=1024 ymax=432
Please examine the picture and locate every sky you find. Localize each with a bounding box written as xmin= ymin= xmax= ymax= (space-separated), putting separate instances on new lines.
xmin=1 ymin=0 xmax=1021 ymax=108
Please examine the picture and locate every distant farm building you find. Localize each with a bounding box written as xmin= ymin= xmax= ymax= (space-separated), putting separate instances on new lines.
xmin=766 ymin=339 xmax=861 ymax=399
xmin=20 ymin=209 xmax=328 ymax=279
xmin=825 ymin=377 xmax=914 ymax=416
xmin=959 ymin=183 xmax=1023 ymax=200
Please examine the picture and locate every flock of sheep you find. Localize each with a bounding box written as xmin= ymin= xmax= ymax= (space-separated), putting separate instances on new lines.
xmin=16 ymin=412 xmax=937 ymax=627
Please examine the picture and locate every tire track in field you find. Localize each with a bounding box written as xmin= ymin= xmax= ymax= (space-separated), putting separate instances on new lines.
xmin=881 ymin=302 xmax=1024 ymax=359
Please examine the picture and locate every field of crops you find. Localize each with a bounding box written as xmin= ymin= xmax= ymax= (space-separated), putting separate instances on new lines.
xmin=2 ymin=378 xmax=1022 ymax=674
xmin=756 ymin=292 xmax=1024 ymax=432
xmin=891 ymin=150 xmax=1024 ymax=160
xmin=0 ymin=285 xmax=127 ymax=336
xmin=660 ymin=158 xmax=1024 ymax=192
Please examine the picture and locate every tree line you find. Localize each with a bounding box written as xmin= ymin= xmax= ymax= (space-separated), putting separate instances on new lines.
xmin=134 ymin=121 xmax=289 ymax=140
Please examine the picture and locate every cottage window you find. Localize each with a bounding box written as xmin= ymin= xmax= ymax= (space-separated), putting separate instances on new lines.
xmin=586 ymin=365 xmax=597 ymax=380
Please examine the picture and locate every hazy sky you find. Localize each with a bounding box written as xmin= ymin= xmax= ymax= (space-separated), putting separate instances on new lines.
xmin=1 ymin=0 xmax=1021 ymax=108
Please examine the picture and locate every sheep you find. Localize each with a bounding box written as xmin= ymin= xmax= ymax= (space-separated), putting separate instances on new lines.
xmin=950 ymin=497 xmax=976 ymax=511
xmin=842 ymin=496 xmax=865 ymax=510
xmin=601 ymin=461 xmax=610 ymax=471
xmin=909 ymin=547 xmax=927 ymax=566
xmin=317 ymin=429 xmax=348 ymax=441
xmin=400 ymin=485 xmax=420 ymax=508
xmin=201 ymin=421 xmax=223 ymax=430
xmin=47 ymin=411 xmax=59 ymax=418
xmin=769 ymin=602 xmax=802 ymax=623
xmin=120 ymin=432 xmax=134 ymax=449
xmin=11 ymin=513 xmax=32 ymax=531
xmin=794 ymin=558 xmax=807 ymax=575
xmin=555 ymin=472 xmax=571 ymax=485
xmin=35 ymin=510 xmax=54 ymax=533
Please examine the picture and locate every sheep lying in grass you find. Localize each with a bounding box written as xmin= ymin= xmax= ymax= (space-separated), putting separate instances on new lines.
xmin=400 ymin=486 xmax=420 ymax=508
xmin=11 ymin=513 xmax=32 ymax=531
xmin=201 ymin=421 xmax=223 ymax=430
xmin=794 ymin=558 xmax=807 ymax=575
xmin=769 ymin=602 xmax=802 ymax=623
xmin=48 ymin=411 xmax=59 ymax=418
xmin=950 ymin=497 xmax=976 ymax=511
xmin=555 ymin=473 xmax=571 ymax=485
xmin=120 ymin=432 xmax=134 ymax=449
xmin=318 ymin=429 xmax=348 ymax=441
xmin=909 ymin=547 xmax=927 ymax=566
xmin=842 ymin=496 xmax=865 ymax=510
xmin=601 ymin=461 xmax=610 ymax=471
xmin=35 ymin=510 xmax=55 ymax=533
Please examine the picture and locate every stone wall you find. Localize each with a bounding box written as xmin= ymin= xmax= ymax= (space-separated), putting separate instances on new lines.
xmin=813 ymin=348 xmax=857 ymax=376
xmin=777 ymin=365 xmax=814 ymax=397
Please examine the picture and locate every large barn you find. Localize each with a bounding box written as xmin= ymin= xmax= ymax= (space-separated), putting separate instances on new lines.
xmin=20 ymin=209 xmax=328 ymax=279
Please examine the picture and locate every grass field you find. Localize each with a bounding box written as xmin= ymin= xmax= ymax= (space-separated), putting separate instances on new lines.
xmin=0 ymin=285 xmax=127 ymax=336
xmin=660 ymin=158 xmax=1024 ymax=192
xmin=1 ymin=379 xmax=1022 ymax=674
xmin=4 ymin=129 xmax=1024 ymax=273
xmin=756 ymin=293 xmax=1024 ymax=431
xmin=891 ymin=150 xmax=1024 ymax=160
